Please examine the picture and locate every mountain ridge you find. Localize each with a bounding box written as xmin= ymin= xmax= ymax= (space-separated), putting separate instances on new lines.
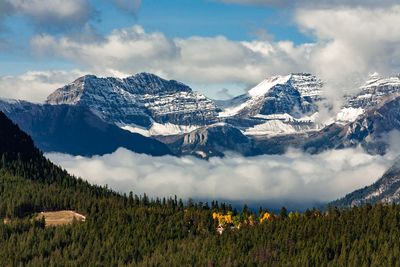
xmin=2 ymin=72 xmax=400 ymax=158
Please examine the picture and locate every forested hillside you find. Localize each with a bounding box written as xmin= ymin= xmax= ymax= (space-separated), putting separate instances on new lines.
xmin=330 ymin=158 xmax=400 ymax=208
xmin=1 ymin=111 xmax=400 ymax=266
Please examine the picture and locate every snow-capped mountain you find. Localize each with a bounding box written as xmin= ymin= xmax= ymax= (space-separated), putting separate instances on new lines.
xmin=46 ymin=73 xmax=220 ymax=134
xmin=337 ymin=74 xmax=400 ymax=123
xmin=45 ymin=72 xmax=326 ymax=138
xmin=347 ymin=73 xmax=400 ymax=109
xmin=3 ymin=71 xmax=400 ymax=158
xmin=219 ymin=73 xmax=322 ymax=118
xmin=218 ymin=73 xmax=324 ymax=136
xmin=292 ymin=90 xmax=400 ymax=156
xmin=45 ymin=72 xmax=328 ymax=139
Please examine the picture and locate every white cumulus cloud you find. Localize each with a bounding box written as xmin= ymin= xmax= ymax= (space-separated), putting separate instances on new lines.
xmin=294 ymin=5 xmax=400 ymax=113
xmin=28 ymin=3 xmax=400 ymax=105
xmin=29 ymin=25 xmax=310 ymax=87
xmin=0 ymin=3 xmax=397 ymax=107
xmin=296 ymin=6 xmax=400 ymax=87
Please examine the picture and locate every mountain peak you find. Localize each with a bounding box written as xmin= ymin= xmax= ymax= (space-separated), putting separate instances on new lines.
xmin=45 ymin=72 xmax=219 ymax=128
xmin=124 ymin=72 xmax=192 ymax=94
xmin=131 ymin=72 xmax=161 ymax=79
xmin=247 ymin=73 xmax=323 ymax=99
xmin=46 ymin=72 xmax=193 ymax=105
xmin=248 ymin=74 xmax=292 ymax=97
xmin=128 ymin=72 xmax=165 ymax=83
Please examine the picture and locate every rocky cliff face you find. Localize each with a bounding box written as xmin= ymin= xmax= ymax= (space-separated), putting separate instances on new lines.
xmin=168 ymin=123 xmax=256 ymax=158
xmin=338 ymin=95 xmax=400 ymax=154
xmin=346 ymin=74 xmax=400 ymax=110
xmin=281 ymin=95 xmax=400 ymax=156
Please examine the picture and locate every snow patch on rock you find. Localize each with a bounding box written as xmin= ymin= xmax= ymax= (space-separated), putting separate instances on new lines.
xmin=244 ymin=120 xmax=297 ymax=136
xmin=248 ymin=75 xmax=292 ymax=97
xmin=120 ymin=122 xmax=201 ymax=137
xmin=336 ymin=107 xmax=364 ymax=123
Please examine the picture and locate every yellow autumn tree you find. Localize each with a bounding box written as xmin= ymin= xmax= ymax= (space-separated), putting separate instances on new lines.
xmin=212 ymin=212 xmax=233 ymax=226
xmin=212 ymin=212 xmax=219 ymax=220
xmin=259 ymin=212 xmax=271 ymax=224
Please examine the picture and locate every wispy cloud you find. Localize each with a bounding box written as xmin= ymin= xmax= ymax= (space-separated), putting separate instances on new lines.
xmin=46 ymin=147 xmax=393 ymax=209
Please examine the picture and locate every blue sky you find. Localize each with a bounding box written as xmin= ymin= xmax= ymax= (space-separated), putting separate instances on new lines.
xmin=135 ymin=0 xmax=310 ymax=42
xmin=0 ymin=0 xmax=399 ymax=102
xmin=0 ymin=0 xmax=309 ymax=77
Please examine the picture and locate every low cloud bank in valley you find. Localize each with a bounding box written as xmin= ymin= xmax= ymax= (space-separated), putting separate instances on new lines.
xmin=46 ymin=147 xmax=393 ymax=209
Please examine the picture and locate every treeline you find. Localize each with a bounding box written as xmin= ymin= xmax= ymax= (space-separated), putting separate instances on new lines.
xmin=1 ymin=112 xmax=400 ymax=266
xmin=1 ymin=167 xmax=400 ymax=266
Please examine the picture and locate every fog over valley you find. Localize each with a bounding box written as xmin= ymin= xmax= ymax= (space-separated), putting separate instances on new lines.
xmin=46 ymin=146 xmax=395 ymax=209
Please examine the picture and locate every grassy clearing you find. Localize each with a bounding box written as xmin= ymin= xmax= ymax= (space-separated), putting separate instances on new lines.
xmin=36 ymin=211 xmax=86 ymax=227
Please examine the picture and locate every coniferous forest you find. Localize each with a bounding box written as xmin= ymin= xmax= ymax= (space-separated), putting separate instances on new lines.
xmin=1 ymin=112 xmax=400 ymax=266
